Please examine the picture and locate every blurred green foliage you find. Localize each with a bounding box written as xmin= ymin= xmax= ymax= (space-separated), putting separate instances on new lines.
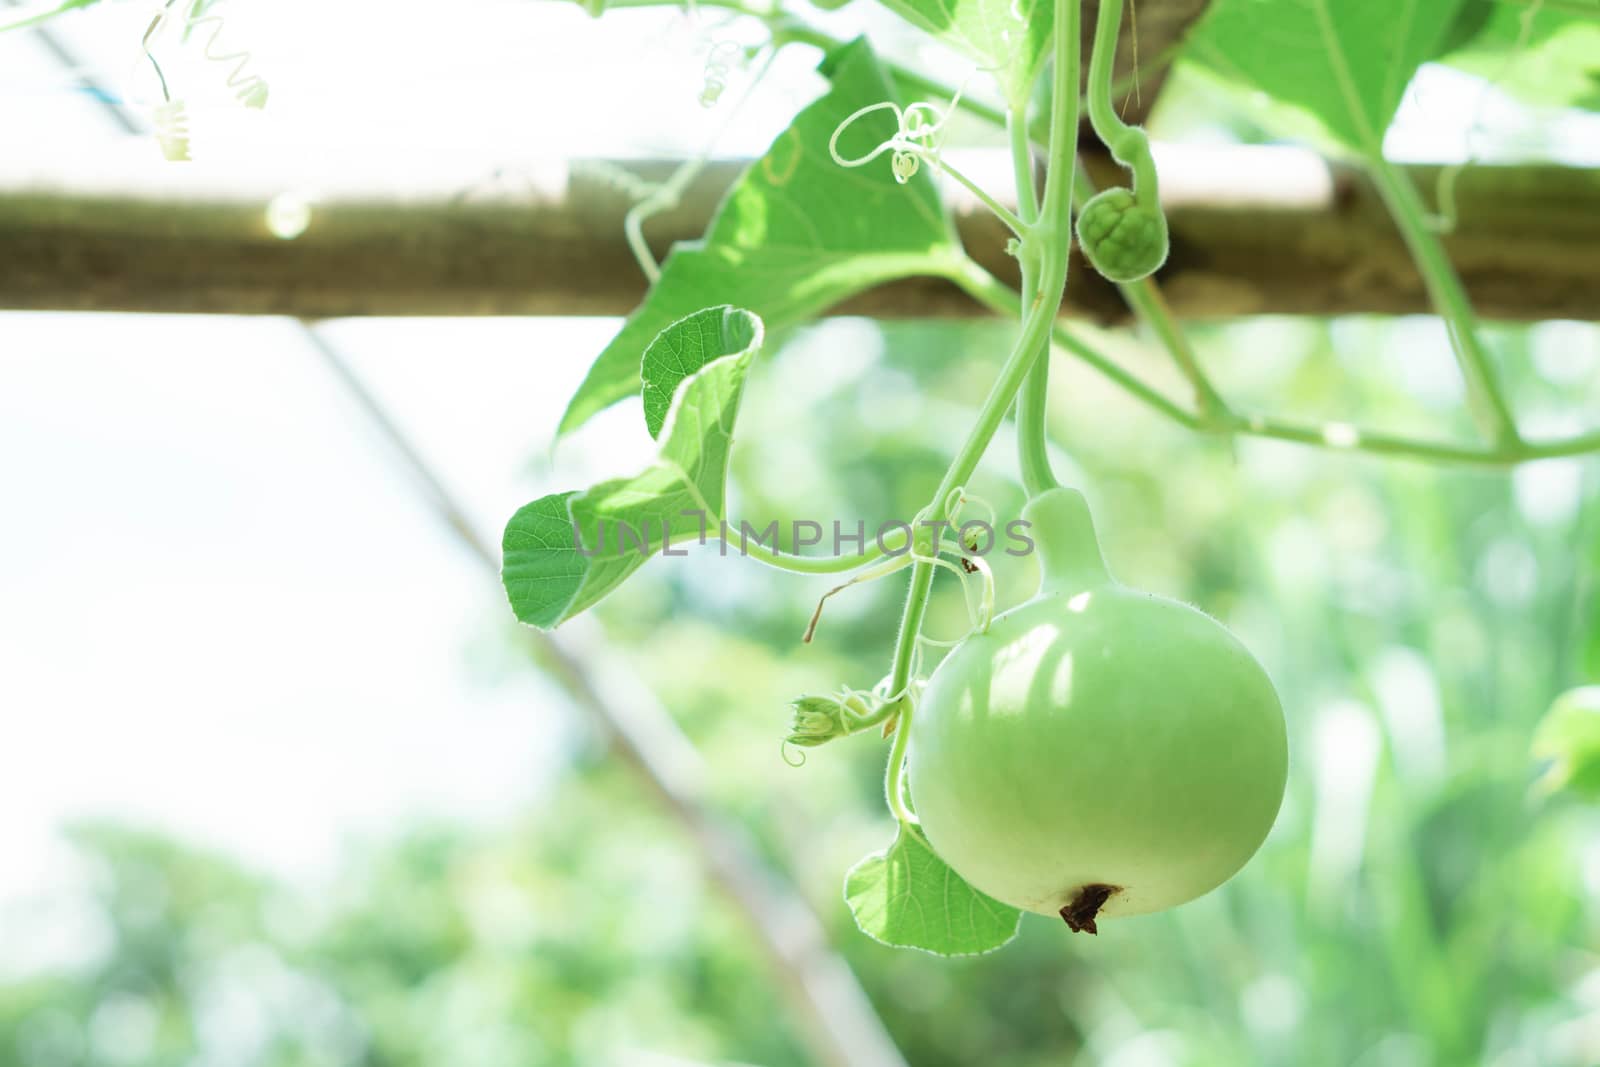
xmin=1535 ymin=687 xmax=1600 ymax=801
xmin=4 ymin=316 xmax=1598 ymax=1066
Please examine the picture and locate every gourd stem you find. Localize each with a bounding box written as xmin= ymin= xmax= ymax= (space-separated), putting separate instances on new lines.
xmin=1085 ymin=0 xmax=1123 ymax=143
xmin=1011 ymin=104 xmax=1060 ymax=497
xmin=1017 ymin=334 xmax=1058 ymax=495
xmin=1085 ymin=0 xmax=1156 ymax=199
xmin=881 ymin=0 xmax=1082 ymax=801
xmin=1025 ymin=488 xmax=1110 ymax=594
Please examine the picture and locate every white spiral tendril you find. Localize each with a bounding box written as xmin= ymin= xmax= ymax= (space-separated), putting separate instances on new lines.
xmin=187 ymin=12 xmax=269 ymax=109
xmin=138 ymin=0 xmax=269 ymax=160
xmin=828 ymin=81 xmax=967 ymax=186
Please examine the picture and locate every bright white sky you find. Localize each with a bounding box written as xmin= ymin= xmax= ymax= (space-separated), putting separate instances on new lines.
xmin=0 ymin=0 xmax=1596 ymax=959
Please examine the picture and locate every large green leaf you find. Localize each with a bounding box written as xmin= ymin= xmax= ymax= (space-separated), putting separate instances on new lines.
xmin=556 ymin=38 xmax=964 ymax=437
xmin=1185 ymin=0 xmax=1471 ymax=155
xmin=1438 ymin=0 xmax=1600 ymax=112
xmin=871 ymin=0 xmax=1052 ymax=107
xmin=504 ymin=308 xmax=763 ymax=628
xmin=845 ymin=825 xmax=1022 ymax=956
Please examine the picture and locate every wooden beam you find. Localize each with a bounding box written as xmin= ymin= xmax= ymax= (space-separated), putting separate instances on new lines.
xmin=1 ymin=151 xmax=1596 ymax=321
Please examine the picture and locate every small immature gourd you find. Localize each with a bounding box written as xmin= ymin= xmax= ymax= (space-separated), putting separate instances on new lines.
xmin=1076 ymin=186 xmax=1169 ymax=284
xmin=908 ymin=488 xmax=1287 ymax=932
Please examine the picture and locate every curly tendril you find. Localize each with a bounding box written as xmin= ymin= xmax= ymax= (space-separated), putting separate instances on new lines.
xmin=943 ymin=486 xmax=996 ymax=532
xmin=1077 ymin=0 xmax=1169 ymax=284
xmin=829 ymin=101 xmax=925 ymax=185
xmin=828 ymin=80 xmax=1030 ymax=236
xmin=187 ymin=12 xmax=269 ymax=109
xmin=827 ymin=83 xmax=964 ymax=185
xmin=138 ymin=0 xmax=268 ymax=160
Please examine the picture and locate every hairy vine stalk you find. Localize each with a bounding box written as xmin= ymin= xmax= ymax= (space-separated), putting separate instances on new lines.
xmin=1011 ymin=102 xmax=1059 ymax=497
xmin=878 ymin=0 xmax=1084 ymax=827
xmin=1366 ymin=155 xmax=1522 ymax=448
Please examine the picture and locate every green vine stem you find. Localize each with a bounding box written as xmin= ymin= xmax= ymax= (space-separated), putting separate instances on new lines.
xmin=931 ymin=158 xmax=1030 ymax=237
xmin=1366 ymin=155 xmax=1522 ymax=449
xmin=951 ymin=260 xmax=1197 ymax=425
xmin=883 ymin=693 xmax=918 ymax=823
xmin=1212 ymin=414 xmax=1591 ymax=465
xmin=1008 ymin=104 xmax=1040 ymax=222
xmin=1011 ymin=104 xmax=1060 ymax=497
xmin=1015 ymin=288 xmax=1058 ymax=496
xmin=877 ymin=0 xmax=1084 ymax=829
xmin=1069 ymin=167 xmax=1229 ymax=420
xmin=1118 ymin=277 xmax=1228 ymax=418
xmin=952 ymin=258 xmax=1600 ymax=466
xmin=729 ymin=521 xmax=909 ymax=575
xmin=1085 ymin=0 xmax=1153 ymax=195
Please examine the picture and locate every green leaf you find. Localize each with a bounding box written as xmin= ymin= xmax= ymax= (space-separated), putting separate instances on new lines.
xmin=845 ymin=824 xmax=1021 ymax=956
xmin=1185 ymin=0 xmax=1471 ymax=155
xmin=1437 ymin=0 xmax=1600 ymax=112
xmin=499 ymin=492 xmax=586 ymax=630
xmin=870 ymin=0 xmax=1051 ymax=107
xmin=557 ymin=38 xmax=963 ymax=437
xmin=641 ymin=305 xmax=759 ymax=440
xmin=503 ymin=308 xmax=763 ymax=627
xmin=1533 ymin=686 xmax=1600 ymax=801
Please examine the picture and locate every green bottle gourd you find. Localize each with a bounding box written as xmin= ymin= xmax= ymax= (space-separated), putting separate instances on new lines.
xmin=908 ymin=488 xmax=1288 ymax=932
